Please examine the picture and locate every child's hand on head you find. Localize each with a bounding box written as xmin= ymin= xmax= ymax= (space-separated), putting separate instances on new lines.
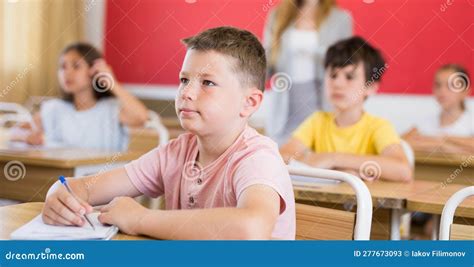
xmin=99 ymin=196 xmax=148 ymax=236
xmin=90 ymin=59 xmax=115 ymax=80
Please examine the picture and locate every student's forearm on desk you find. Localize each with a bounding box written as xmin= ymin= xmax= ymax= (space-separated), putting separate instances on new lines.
xmin=445 ymin=137 xmax=474 ymax=153
xmin=299 ymin=152 xmax=413 ymax=182
xmin=137 ymin=207 xmax=274 ymax=240
xmin=407 ymin=136 xmax=473 ymax=154
xmin=99 ymin=184 xmax=280 ymax=240
xmin=332 ymin=153 xmax=412 ymax=182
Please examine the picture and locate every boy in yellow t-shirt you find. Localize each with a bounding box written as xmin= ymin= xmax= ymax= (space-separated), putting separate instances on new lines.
xmin=280 ymin=36 xmax=412 ymax=182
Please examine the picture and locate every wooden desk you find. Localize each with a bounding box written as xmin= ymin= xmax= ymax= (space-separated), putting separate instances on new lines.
xmin=0 ymin=148 xmax=143 ymax=202
xmin=414 ymin=151 xmax=473 ymax=185
xmin=407 ymin=183 xmax=474 ymax=218
xmin=127 ymin=127 xmax=185 ymax=153
xmin=293 ymin=180 xmax=440 ymax=240
xmin=161 ymin=117 xmax=265 ymax=135
xmin=294 ymin=180 xmax=438 ymax=209
xmin=407 ymin=183 xmax=474 ymax=240
xmin=0 ymin=202 xmax=150 ymax=240
xmin=160 ymin=117 xmax=182 ymax=129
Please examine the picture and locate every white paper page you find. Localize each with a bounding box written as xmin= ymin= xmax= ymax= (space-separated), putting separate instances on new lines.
xmin=11 ymin=213 xmax=118 ymax=240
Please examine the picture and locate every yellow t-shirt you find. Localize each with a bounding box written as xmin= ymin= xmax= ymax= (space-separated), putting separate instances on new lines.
xmin=292 ymin=112 xmax=400 ymax=155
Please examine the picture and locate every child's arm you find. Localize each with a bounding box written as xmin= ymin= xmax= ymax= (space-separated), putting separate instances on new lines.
xmin=279 ymin=138 xmax=334 ymax=168
xmin=403 ymin=128 xmax=473 ymax=153
xmin=42 ymin=167 xmax=141 ymax=226
xmin=281 ymin=138 xmax=412 ymax=182
xmin=445 ymin=136 xmax=474 ymax=153
xmin=279 ymin=137 xmax=309 ymax=164
xmin=113 ymin=83 xmax=149 ymax=127
xmin=308 ymin=144 xmax=413 ymax=183
xmin=90 ymin=59 xmax=149 ymax=127
xmin=9 ymin=112 xmax=44 ymax=145
xmin=402 ymin=127 xmax=443 ymax=151
xmin=98 ymin=184 xmax=280 ymax=240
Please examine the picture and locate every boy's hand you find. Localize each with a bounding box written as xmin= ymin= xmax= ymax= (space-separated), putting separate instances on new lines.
xmin=304 ymin=153 xmax=335 ymax=169
xmin=99 ymin=196 xmax=148 ymax=236
xmin=25 ymin=131 xmax=44 ymax=145
xmin=42 ymin=182 xmax=93 ymax=226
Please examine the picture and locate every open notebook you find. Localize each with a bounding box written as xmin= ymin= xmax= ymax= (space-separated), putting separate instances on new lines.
xmin=11 ymin=212 xmax=118 ymax=240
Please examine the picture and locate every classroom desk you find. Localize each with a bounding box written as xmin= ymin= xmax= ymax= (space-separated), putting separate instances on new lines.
xmin=407 ymin=183 xmax=474 ymax=240
xmin=293 ymin=180 xmax=440 ymax=240
xmin=160 ymin=117 xmax=183 ymax=129
xmin=408 ymin=183 xmax=474 ymax=218
xmin=414 ymin=151 xmax=473 ymax=185
xmin=0 ymin=147 xmax=143 ymax=202
xmin=127 ymin=127 xmax=185 ymax=152
xmin=161 ymin=117 xmax=266 ymax=135
xmin=0 ymin=202 xmax=151 ymax=240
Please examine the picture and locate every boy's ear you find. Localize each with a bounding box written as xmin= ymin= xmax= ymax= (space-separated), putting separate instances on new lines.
xmin=240 ymin=87 xmax=263 ymax=117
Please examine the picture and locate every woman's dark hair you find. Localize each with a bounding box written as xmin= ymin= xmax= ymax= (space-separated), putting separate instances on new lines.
xmin=60 ymin=42 xmax=113 ymax=102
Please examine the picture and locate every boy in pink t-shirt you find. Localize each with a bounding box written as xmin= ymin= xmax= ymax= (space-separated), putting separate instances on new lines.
xmin=42 ymin=26 xmax=296 ymax=240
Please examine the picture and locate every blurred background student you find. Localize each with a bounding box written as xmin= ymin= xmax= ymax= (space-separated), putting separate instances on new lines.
xmin=263 ymin=0 xmax=352 ymax=145
xmin=403 ymin=64 xmax=473 ymax=154
xmin=11 ymin=43 xmax=149 ymax=151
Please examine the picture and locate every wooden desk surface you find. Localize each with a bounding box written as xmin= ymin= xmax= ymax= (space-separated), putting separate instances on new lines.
xmin=413 ymin=151 xmax=473 ymax=185
xmin=294 ymin=180 xmax=440 ymax=209
xmin=160 ymin=117 xmax=265 ymax=134
xmin=161 ymin=117 xmax=182 ymax=129
xmin=0 ymin=148 xmax=143 ymax=168
xmin=415 ymin=151 xmax=473 ymax=167
xmin=128 ymin=127 xmax=184 ymax=139
xmin=407 ymin=183 xmax=474 ymax=218
xmin=0 ymin=148 xmax=144 ymax=202
xmin=0 ymin=202 xmax=151 ymax=240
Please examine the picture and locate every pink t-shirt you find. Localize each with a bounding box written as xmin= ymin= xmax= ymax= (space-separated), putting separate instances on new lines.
xmin=124 ymin=126 xmax=296 ymax=239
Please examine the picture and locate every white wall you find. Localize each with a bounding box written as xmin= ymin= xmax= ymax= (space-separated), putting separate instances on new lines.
xmin=84 ymin=0 xmax=106 ymax=51
xmin=126 ymin=85 xmax=474 ymax=134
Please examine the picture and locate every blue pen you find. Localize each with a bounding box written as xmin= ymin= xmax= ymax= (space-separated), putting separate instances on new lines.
xmin=59 ymin=176 xmax=95 ymax=230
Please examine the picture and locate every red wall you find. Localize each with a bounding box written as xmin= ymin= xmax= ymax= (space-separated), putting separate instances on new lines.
xmin=104 ymin=0 xmax=473 ymax=95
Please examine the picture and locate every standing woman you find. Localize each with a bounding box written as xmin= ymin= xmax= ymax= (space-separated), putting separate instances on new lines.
xmin=263 ymin=0 xmax=353 ymax=144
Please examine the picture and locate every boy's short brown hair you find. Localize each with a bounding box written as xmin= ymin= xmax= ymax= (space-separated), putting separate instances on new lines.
xmin=182 ymin=26 xmax=266 ymax=92
xmin=324 ymin=36 xmax=386 ymax=83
